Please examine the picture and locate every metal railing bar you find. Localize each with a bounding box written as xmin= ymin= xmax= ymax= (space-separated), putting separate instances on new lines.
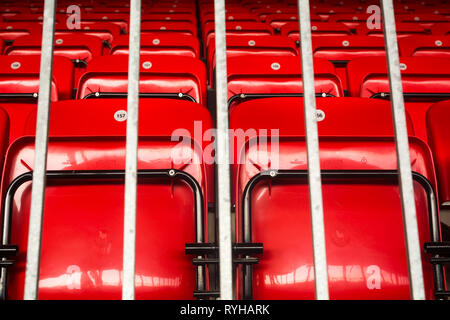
xmin=380 ymin=0 xmax=426 ymax=300
xmin=297 ymin=0 xmax=329 ymax=300
xmin=122 ymin=0 xmax=142 ymax=301
xmin=23 ymin=0 xmax=57 ymax=301
xmin=214 ymin=0 xmax=234 ymax=300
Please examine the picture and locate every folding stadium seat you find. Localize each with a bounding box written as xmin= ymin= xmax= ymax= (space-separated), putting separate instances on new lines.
xmin=53 ymin=22 xmax=123 ymax=50
xmin=207 ymin=35 xmax=298 ymax=85
xmin=0 ymin=98 xmax=213 ymax=300
xmin=77 ymin=55 xmax=207 ymax=105
xmin=229 ymin=97 xmax=441 ymax=299
xmin=0 ymin=23 xmax=40 ymax=42
xmin=310 ymin=36 xmax=386 ymax=92
xmin=281 ymin=22 xmax=353 ymax=41
xmin=347 ymin=56 xmax=450 ymax=100
xmin=70 ymin=13 xmax=130 ymax=33
xmin=252 ymin=7 xmax=298 ymax=22
xmin=2 ymin=14 xmax=62 ymax=23
xmin=357 ymin=22 xmax=429 ymax=38
xmin=200 ymin=5 xmax=248 ymax=19
xmin=398 ymin=14 xmax=449 ymax=30
xmin=0 ymin=55 xmax=74 ymax=102
xmin=265 ymin=13 xmax=324 ymax=30
xmin=432 ymin=23 xmax=450 ymax=35
xmin=399 ymin=35 xmax=450 ymax=58
xmin=143 ymin=7 xmax=196 ymax=15
xmin=312 ymin=6 xmax=358 ymax=21
xmin=142 ymin=13 xmax=197 ymax=25
xmin=328 ymin=13 xmax=375 ymax=30
xmin=227 ymin=56 xmax=343 ymax=110
xmin=5 ymin=34 xmax=103 ymax=89
xmin=141 ymin=21 xmax=197 ymax=37
xmin=203 ymin=21 xmax=273 ymax=56
xmin=0 ymin=7 xmax=27 ymax=17
xmin=347 ymin=56 xmax=450 ymax=143
xmin=110 ymin=34 xmax=200 ymax=58
xmin=4 ymin=34 xmax=103 ymax=64
xmin=86 ymin=7 xmax=131 ymax=14
xmin=201 ymin=12 xmax=259 ymax=29
xmin=426 ymin=100 xmax=450 ymax=208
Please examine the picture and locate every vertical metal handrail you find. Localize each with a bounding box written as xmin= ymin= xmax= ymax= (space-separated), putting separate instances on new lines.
xmin=297 ymin=0 xmax=329 ymax=300
xmin=122 ymin=0 xmax=142 ymax=300
xmin=380 ymin=0 xmax=425 ymax=300
xmin=214 ymin=0 xmax=234 ymax=300
xmin=23 ymin=0 xmax=57 ymax=300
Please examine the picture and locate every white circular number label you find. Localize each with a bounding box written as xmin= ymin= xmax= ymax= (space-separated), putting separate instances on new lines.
xmin=316 ymin=109 xmax=325 ymax=122
xmin=114 ymin=110 xmax=128 ymax=122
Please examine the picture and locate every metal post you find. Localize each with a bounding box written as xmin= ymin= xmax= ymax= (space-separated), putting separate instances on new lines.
xmin=23 ymin=0 xmax=57 ymax=300
xmin=122 ymin=0 xmax=141 ymax=300
xmin=214 ymin=0 xmax=234 ymax=300
xmin=380 ymin=0 xmax=425 ymax=300
xmin=297 ymin=0 xmax=329 ymax=300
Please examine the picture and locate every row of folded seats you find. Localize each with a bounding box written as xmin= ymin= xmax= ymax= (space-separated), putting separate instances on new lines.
xmin=0 ymin=0 xmax=449 ymax=300
xmin=0 ymin=96 xmax=449 ymax=299
xmin=1 ymin=30 xmax=450 ymax=89
xmin=0 ymin=54 xmax=449 ymax=143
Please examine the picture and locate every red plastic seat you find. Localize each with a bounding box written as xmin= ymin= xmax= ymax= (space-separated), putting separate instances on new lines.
xmin=310 ymin=36 xmax=386 ymax=90
xmin=5 ymin=34 xmax=103 ymax=88
xmin=398 ymin=14 xmax=449 ymax=29
xmin=1 ymin=98 xmax=212 ymax=300
xmin=347 ymin=56 xmax=450 ymax=142
xmin=110 ymin=34 xmax=200 ymax=58
xmin=0 ymin=22 xmax=40 ymax=42
xmin=227 ymin=56 xmax=343 ymax=110
xmin=0 ymin=55 xmax=74 ymax=102
xmin=281 ymin=22 xmax=353 ymax=41
xmin=230 ymin=97 xmax=439 ymax=300
xmin=77 ymin=55 xmax=207 ymax=105
xmin=329 ymin=13 xmax=375 ymax=29
xmin=265 ymin=13 xmax=324 ymax=29
xmin=208 ymin=35 xmax=298 ymax=85
xmin=69 ymin=13 xmax=130 ymax=32
xmin=143 ymin=7 xmax=196 ymax=15
xmin=141 ymin=13 xmax=197 ymax=25
xmin=5 ymin=34 xmax=103 ymax=63
xmin=141 ymin=21 xmax=197 ymax=37
xmin=201 ymin=12 xmax=259 ymax=28
xmin=356 ymin=23 xmax=428 ymax=38
xmin=203 ymin=21 xmax=273 ymax=55
xmin=252 ymin=7 xmax=298 ymax=21
xmin=311 ymin=36 xmax=386 ymax=63
xmin=347 ymin=56 xmax=450 ymax=100
xmin=426 ymin=100 xmax=450 ymax=207
xmin=2 ymin=14 xmax=62 ymax=23
xmin=399 ymin=35 xmax=450 ymax=58
xmin=312 ymin=6 xmax=359 ymax=21
xmin=54 ymin=21 xmax=123 ymax=46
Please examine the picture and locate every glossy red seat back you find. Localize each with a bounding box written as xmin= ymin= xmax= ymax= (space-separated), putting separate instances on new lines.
xmin=77 ymin=55 xmax=207 ymax=105
xmin=1 ymin=99 xmax=212 ymax=300
xmin=347 ymin=56 xmax=450 ymax=99
xmin=426 ymin=100 xmax=450 ymax=206
xmin=0 ymin=55 xmax=74 ymax=102
xmin=230 ymin=97 xmax=438 ymax=300
xmin=208 ymin=35 xmax=298 ymax=85
xmin=399 ymin=35 xmax=450 ymax=58
xmin=227 ymin=56 xmax=343 ymax=110
xmin=110 ymin=34 xmax=200 ymax=58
